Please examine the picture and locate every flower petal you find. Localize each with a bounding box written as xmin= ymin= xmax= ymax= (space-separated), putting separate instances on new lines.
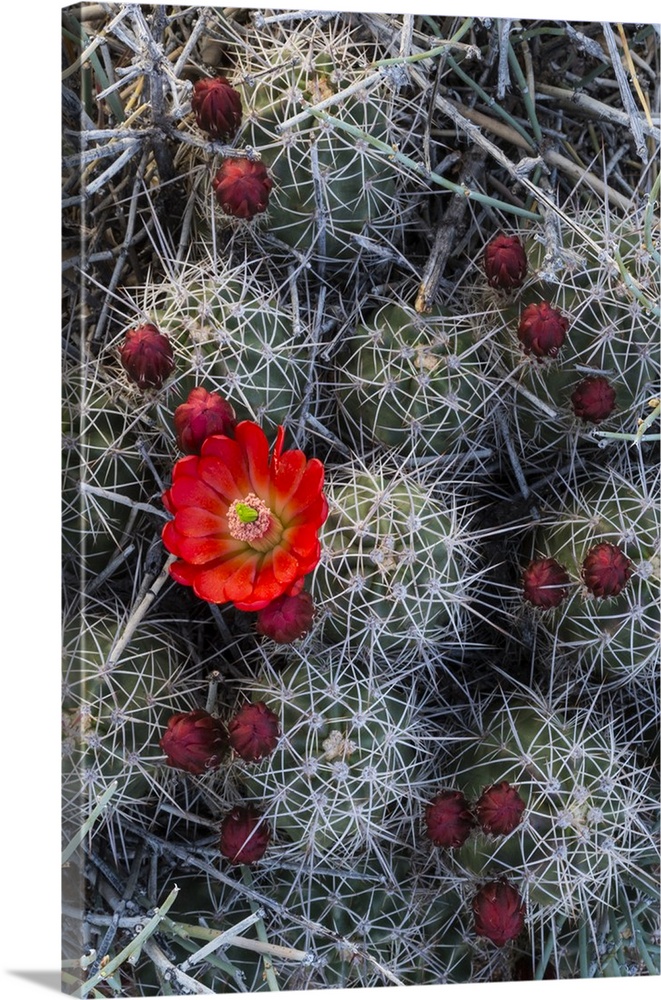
xmin=174 ymin=507 xmax=228 ymax=538
xmin=178 ymin=535 xmax=245 ymax=565
xmin=223 ymin=558 xmax=258 ymax=603
xmin=234 ymin=421 xmax=271 ymax=497
xmin=169 ymin=559 xmax=198 ymax=587
xmin=199 ymin=454 xmax=249 ymax=501
xmin=169 ymin=475 xmax=225 ymax=514
xmin=162 ymin=520 xmax=183 ymax=557
xmin=272 ymin=545 xmax=300 ymax=585
xmin=194 ymin=552 xmax=257 ymax=603
xmin=271 ymin=449 xmax=306 ymax=510
xmin=279 ymin=459 xmax=325 ymax=522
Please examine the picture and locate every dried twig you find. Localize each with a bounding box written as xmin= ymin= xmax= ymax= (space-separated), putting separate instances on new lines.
xmin=600 ymin=22 xmax=649 ymax=162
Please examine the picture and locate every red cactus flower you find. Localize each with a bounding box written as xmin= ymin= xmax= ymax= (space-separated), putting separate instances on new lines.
xmin=162 ymin=421 xmax=328 ymax=612
xmin=228 ymin=702 xmax=280 ymax=762
xmin=220 ymin=806 xmax=270 ymax=864
xmin=517 ymin=301 xmax=568 ymax=358
xmin=484 ymin=233 xmax=527 ymax=290
xmin=174 ymin=387 xmax=237 ymax=455
xmin=522 ymin=557 xmax=571 ymax=609
xmin=256 ymin=591 xmax=315 ymax=643
xmin=159 ymin=709 xmax=227 ymax=775
xmin=212 ymin=158 xmax=273 ymax=219
xmin=425 ymin=790 xmax=474 ymax=848
xmin=476 ymin=781 xmax=526 ymax=835
xmin=191 ymin=77 xmax=242 ymax=140
xmin=120 ymin=324 xmax=175 ymax=389
xmin=473 ymin=881 xmax=526 ymax=946
xmin=582 ymin=542 xmax=633 ymax=598
xmin=570 ymin=376 xmax=617 ymax=423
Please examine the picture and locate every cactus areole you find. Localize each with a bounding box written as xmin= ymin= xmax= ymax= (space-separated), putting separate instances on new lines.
xmin=162 ymin=421 xmax=328 ymax=611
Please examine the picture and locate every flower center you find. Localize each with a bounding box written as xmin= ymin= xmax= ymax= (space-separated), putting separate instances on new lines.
xmin=227 ymin=493 xmax=272 ymax=542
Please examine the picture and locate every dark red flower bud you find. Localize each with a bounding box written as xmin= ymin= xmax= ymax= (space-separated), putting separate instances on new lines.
xmin=212 ymin=158 xmax=273 ymax=220
xmin=159 ymin=709 xmax=227 ymax=775
xmin=228 ymin=702 xmax=280 ymax=762
xmin=517 ymin=302 xmax=568 ymax=358
xmin=473 ymin=881 xmax=526 ymax=946
xmin=256 ymin=591 xmax=315 ymax=643
xmin=120 ymin=324 xmax=175 ymax=390
xmin=582 ymin=542 xmax=633 ymax=598
xmin=219 ymin=806 xmax=270 ymax=864
xmin=425 ymin=790 xmax=474 ymax=848
xmin=191 ymin=77 xmax=242 ymax=140
xmin=174 ymin=387 xmax=237 ymax=454
xmin=522 ymin=558 xmax=571 ymax=609
xmin=484 ymin=234 xmax=527 ymax=290
xmin=570 ymin=376 xmax=617 ymax=423
xmin=476 ymin=781 xmax=526 ymax=835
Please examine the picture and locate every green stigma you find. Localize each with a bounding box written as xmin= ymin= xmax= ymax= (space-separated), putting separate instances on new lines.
xmin=235 ymin=502 xmax=259 ymax=524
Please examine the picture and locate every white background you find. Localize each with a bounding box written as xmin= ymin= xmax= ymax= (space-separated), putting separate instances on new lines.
xmin=0 ymin=0 xmax=657 ymax=997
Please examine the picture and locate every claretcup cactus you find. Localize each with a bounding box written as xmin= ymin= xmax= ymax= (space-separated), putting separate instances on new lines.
xmin=62 ymin=597 xmax=209 ymax=810
xmin=161 ymin=420 xmax=328 ymax=612
xmin=119 ymin=323 xmax=175 ymax=390
xmin=264 ymin=849 xmax=473 ymax=987
xmin=191 ymin=76 xmax=243 ymax=140
xmin=255 ymin=591 xmax=315 ymax=643
xmin=484 ymin=233 xmax=528 ymax=291
xmin=425 ymin=790 xmax=475 ymax=848
xmin=235 ymin=645 xmax=437 ymax=858
xmin=472 ymin=881 xmax=526 ymax=947
xmin=122 ymin=252 xmax=311 ymax=444
xmin=160 ymin=709 xmax=228 ymax=774
xmin=516 ymin=302 xmax=568 ymax=359
xmin=525 ymin=454 xmax=660 ymax=685
xmin=219 ymin=805 xmax=271 ymax=864
xmin=212 ymin=157 xmax=273 ymax=219
xmin=437 ymin=693 xmax=660 ymax=919
xmin=311 ymin=456 xmax=482 ymax=656
xmin=173 ymin=386 xmax=237 ymax=454
xmin=227 ymin=701 xmax=280 ymax=762
xmin=62 ymin=362 xmax=147 ymax=583
xmin=475 ymin=208 xmax=660 ymax=463
xmin=334 ymin=292 xmax=500 ymax=461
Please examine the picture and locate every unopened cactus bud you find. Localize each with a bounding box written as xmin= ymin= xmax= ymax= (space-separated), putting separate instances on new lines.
xmin=425 ymin=790 xmax=474 ymax=848
xmin=570 ymin=375 xmax=617 ymax=422
xmin=219 ymin=806 xmax=270 ymax=864
xmin=255 ymin=591 xmax=315 ymax=643
xmin=119 ymin=324 xmax=175 ymax=389
xmin=472 ymin=881 xmax=526 ymax=946
xmin=517 ymin=302 xmax=568 ymax=358
xmin=228 ymin=702 xmax=280 ymax=762
xmin=522 ymin=558 xmax=571 ymax=609
xmin=191 ymin=77 xmax=242 ymax=140
xmin=159 ymin=709 xmax=227 ymax=774
xmin=475 ymin=781 xmax=526 ymax=836
xmin=212 ymin=158 xmax=273 ymax=219
xmin=484 ymin=233 xmax=527 ymax=290
xmin=174 ymin=387 xmax=237 ymax=454
xmin=581 ymin=542 xmax=633 ymax=598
